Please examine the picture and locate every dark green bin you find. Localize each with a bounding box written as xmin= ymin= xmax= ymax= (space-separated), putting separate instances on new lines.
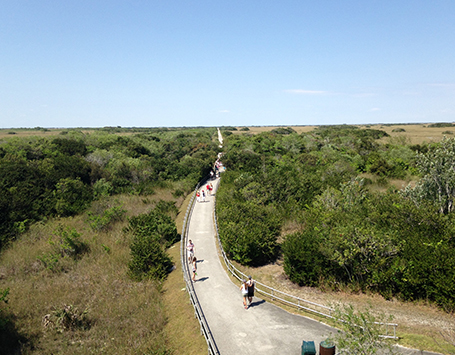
xmin=319 ymin=339 xmax=335 ymax=355
xmin=301 ymin=340 xmax=316 ymax=355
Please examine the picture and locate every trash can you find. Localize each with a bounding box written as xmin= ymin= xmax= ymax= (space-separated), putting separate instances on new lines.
xmin=301 ymin=340 xmax=316 ymax=355
xmin=319 ymin=339 xmax=335 ymax=355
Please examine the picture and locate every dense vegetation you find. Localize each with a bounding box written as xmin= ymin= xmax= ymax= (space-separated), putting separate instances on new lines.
xmin=216 ymin=126 xmax=455 ymax=311
xmin=0 ymin=128 xmax=219 ymax=250
xmin=0 ymin=127 xmax=219 ymax=354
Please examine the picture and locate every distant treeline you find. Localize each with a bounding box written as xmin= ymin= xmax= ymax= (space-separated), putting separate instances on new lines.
xmin=216 ymin=126 xmax=455 ymax=311
xmin=0 ymin=128 xmax=219 ymax=250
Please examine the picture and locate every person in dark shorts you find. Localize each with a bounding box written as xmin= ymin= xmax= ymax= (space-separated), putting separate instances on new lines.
xmin=192 ymin=256 xmax=197 ymax=282
xmin=240 ymin=279 xmax=249 ymax=309
xmin=247 ymin=276 xmax=255 ymax=305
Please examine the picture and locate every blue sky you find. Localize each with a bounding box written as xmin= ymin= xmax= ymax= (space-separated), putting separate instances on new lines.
xmin=1 ymin=1 xmax=454 ymax=128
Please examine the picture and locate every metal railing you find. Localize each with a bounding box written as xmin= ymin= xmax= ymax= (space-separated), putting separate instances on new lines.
xmin=180 ymin=181 xmax=220 ymax=355
xmin=212 ymin=198 xmax=398 ymax=340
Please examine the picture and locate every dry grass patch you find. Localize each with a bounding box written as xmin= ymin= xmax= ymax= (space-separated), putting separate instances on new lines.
xmin=0 ymin=192 xmax=187 ymax=354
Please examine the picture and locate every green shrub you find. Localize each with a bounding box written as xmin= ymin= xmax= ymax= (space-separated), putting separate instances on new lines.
xmin=282 ymin=231 xmax=328 ymax=286
xmin=128 ymin=232 xmax=173 ymax=281
xmin=37 ymin=252 xmax=60 ymax=272
xmin=127 ymin=214 xmax=177 ymax=248
xmin=221 ymin=126 xmax=237 ymax=131
xmin=126 ymin=207 xmax=178 ymax=281
xmin=428 ymin=123 xmax=453 ymax=128
xmin=93 ymin=178 xmax=113 ymax=198
xmin=50 ymin=226 xmax=89 ymax=260
xmin=87 ymin=204 xmax=126 ymax=231
xmin=54 ymin=177 xmax=92 ymax=216
xmin=271 ymin=127 xmax=296 ymax=135
xmin=217 ymin=201 xmax=281 ymax=266
xmin=331 ymin=304 xmax=398 ymax=355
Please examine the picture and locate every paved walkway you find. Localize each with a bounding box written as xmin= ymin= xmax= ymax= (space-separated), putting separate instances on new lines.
xmin=186 ymin=178 xmax=442 ymax=355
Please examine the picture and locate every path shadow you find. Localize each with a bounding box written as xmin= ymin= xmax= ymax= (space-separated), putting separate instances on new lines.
xmin=248 ymin=299 xmax=266 ymax=308
xmin=196 ymin=259 xmax=204 ymax=263
xmin=195 ymin=277 xmax=209 ymax=282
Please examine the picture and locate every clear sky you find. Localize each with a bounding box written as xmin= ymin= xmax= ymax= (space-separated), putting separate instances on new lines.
xmin=1 ymin=1 xmax=454 ymax=128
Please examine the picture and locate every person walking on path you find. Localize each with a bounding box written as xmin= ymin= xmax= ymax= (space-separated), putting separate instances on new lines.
xmin=201 ymin=190 xmax=206 ymax=202
xmin=187 ymin=239 xmax=195 ymax=262
xmin=240 ymin=279 xmax=249 ymax=309
xmin=196 ymin=191 xmax=200 ymax=203
xmin=247 ymin=276 xmax=255 ymax=306
xmin=191 ymin=256 xmax=198 ymax=282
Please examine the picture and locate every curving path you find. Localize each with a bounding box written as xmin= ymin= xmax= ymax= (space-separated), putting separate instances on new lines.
xmin=187 ymin=178 xmax=333 ymax=354
xmin=185 ymin=130 xmax=441 ymax=355
xmin=186 ymin=176 xmax=443 ymax=355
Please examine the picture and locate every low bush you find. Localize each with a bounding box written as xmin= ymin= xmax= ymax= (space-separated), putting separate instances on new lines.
xmin=42 ymin=304 xmax=91 ymax=333
xmin=51 ymin=227 xmax=89 ymax=259
xmin=428 ymin=123 xmax=453 ymax=128
xmin=126 ymin=206 xmax=178 ymax=281
xmin=87 ymin=204 xmax=126 ymax=231
xmin=38 ymin=227 xmax=90 ymax=271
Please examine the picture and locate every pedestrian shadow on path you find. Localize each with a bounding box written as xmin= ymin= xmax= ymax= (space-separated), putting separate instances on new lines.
xmin=248 ymin=299 xmax=266 ymax=308
xmin=195 ymin=277 xmax=209 ymax=282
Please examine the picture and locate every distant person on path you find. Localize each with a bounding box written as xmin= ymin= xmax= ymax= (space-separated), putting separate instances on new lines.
xmin=240 ymin=279 xmax=249 ymax=309
xmin=210 ymin=170 xmax=214 ymax=180
xmin=247 ymin=276 xmax=255 ymax=305
xmin=187 ymin=240 xmax=195 ymax=262
xmin=201 ymin=190 xmax=206 ymax=202
xmin=192 ymin=256 xmax=198 ymax=282
xmin=209 ymin=183 xmax=214 ymax=195
xmin=196 ymin=191 xmax=200 ymax=203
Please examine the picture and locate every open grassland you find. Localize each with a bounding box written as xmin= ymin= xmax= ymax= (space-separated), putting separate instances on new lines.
xmin=0 ymin=128 xmax=95 ymax=139
xmin=0 ymin=186 xmax=207 ymax=354
xmin=233 ymin=123 xmax=454 ymax=145
xmin=2 ymin=123 xmax=454 ymax=145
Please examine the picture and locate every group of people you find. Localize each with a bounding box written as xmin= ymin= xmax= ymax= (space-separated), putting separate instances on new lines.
xmin=214 ymin=158 xmax=224 ymax=178
xmin=190 ymin=161 xmax=260 ymax=308
xmin=187 ymin=239 xmax=198 ymax=282
xmin=196 ymin=190 xmax=206 ymax=203
xmin=196 ymin=183 xmax=214 ymax=203
xmin=240 ymin=276 xmax=255 ymax=309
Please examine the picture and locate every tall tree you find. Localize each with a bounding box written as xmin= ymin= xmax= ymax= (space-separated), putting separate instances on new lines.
xmin=403 ymin=137 xmax=455 ymax=214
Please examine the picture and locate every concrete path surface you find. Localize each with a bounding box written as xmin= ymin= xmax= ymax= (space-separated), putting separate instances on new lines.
xmin=186 ymin=178 xmax=442 ymax=355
